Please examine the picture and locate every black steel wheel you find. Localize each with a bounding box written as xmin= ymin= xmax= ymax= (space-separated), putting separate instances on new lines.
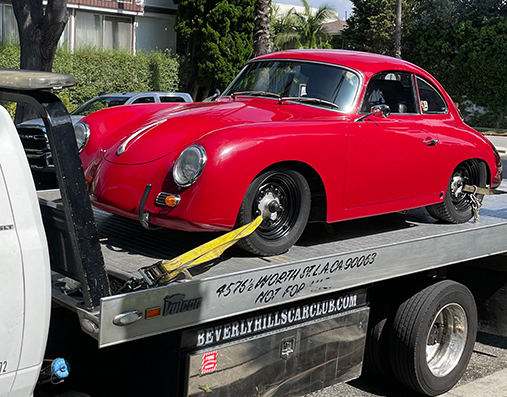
xmin=427 ymin=160 xmax=487 ymax=223
xmin=390 ymin=280 xmax=477 ymax=396
xmin=236 ymin=168 xmax=310 ymax=256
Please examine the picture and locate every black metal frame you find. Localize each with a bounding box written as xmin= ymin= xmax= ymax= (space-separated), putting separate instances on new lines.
xmin=0 ymin=88 xmax=111 ymax=309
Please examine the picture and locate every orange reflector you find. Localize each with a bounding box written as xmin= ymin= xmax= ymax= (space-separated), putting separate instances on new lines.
xmin=85 ymin=176 xmax=93 ymax=184
xmin=146 ymin=307 xmax=161 ymax=319
xmin=165 ymin=195 xmax=179 ymax=207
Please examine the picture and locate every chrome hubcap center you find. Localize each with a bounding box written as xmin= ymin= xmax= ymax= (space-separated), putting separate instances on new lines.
xmin=258 ymin=192 xmax=281 ymax=221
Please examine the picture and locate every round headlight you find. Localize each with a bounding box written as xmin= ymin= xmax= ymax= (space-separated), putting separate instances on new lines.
xmin=74 ymin=121 xmax=90 ymax=152
xmin=173 ymin=145 xmax=207 ymax=187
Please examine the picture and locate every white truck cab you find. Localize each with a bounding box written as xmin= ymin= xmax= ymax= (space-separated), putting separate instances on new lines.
xmin=0 ymin=99 xmax=51 ymax=397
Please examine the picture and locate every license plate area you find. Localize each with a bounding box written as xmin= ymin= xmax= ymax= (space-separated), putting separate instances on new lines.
xmin=184 ymin=306 xmax=368 ymax=397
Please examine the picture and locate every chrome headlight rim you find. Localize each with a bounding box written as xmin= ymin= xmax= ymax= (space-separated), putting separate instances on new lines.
xmin=173 ymin=145 xmax=207 ymax=188
xmin=74 ymin=121 xmax=90 ymax=152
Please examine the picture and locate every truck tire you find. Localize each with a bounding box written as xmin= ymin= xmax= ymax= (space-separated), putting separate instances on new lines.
xmin=389 ymin=280 xmax=477 ymax=396
xmin=363 ymin=306 xmax=393 ymax=379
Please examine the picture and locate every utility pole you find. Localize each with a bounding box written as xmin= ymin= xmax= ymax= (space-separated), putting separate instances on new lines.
xmin=394 ymin=0 xmax=402 ymax=58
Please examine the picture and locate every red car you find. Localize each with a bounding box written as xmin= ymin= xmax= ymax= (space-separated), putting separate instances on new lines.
xmin=78 ymin=50 xmax=503 ymax=256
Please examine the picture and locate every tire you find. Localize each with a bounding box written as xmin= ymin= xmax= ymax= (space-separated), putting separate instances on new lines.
xmin=427 ymin=160 xmax=487 ymax=223
xmin=363 ymin=306 xmax=393 ymax=379
xmin=236 ymin=168 xmax=310 ymax=256
xmin=390 ymin=280 xmax=477 ymax=396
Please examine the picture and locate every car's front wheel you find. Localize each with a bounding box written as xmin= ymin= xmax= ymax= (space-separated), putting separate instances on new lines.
xmin=426 ymin=160 xmax=487 ymax=223
xmin=236 ymin=168 xmax=310 ymax=256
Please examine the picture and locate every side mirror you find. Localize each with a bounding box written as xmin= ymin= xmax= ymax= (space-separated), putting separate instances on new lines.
xmin=205 ymin=88 xmax=221 ymax=102
xmin=355 ymin=104 xmax=391 ymax=122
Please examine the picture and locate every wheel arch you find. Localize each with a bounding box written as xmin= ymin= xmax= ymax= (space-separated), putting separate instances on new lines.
xmin=252 ymin=160 xmax=328 ymax=223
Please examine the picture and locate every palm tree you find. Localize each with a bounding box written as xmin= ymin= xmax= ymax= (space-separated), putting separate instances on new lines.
xmin=272 ymin=0 xmax=337 ymax=50
xmin=254 ymin=0 xmax=272 ymax=56
xmin=295 ymin=0 xmax=336 ymax=48
xmin=271 ymin=4 xmax=300 ymax=51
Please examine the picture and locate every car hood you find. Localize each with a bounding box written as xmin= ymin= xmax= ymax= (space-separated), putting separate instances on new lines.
xmin=102 ymin=99 xmax=305 ymax=165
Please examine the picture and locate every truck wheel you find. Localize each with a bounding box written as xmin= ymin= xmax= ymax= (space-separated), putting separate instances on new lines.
xmin=390 ymin=280 xmax=477 ymax=396
xmin=426 ymin=160 xmax=486 ymax=223
xmin=363 ymin=308 xmax=393 ymax=379
xmin=236 ymin=168 xmax=310 ymax=256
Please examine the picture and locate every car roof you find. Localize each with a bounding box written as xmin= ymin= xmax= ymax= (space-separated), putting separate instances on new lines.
xmin=253 ymin=49 xmax=429 ymax=79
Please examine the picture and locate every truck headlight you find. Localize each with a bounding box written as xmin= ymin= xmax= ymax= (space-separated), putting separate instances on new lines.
xmin=173 ymin=145 xmax=207 ymax=187
xmin=74 ymin=122 xmax=90 ymax=152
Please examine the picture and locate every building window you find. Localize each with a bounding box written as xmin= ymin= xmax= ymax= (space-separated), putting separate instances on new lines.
xmin=75 ymin=11 xmax=132 ymax=51
xmin=76 ymin=11 xmax=103 ymax=48
xmin=104 ymin=16 xmax=132 ymax=50
xmin=1 ymin=5 xmax=19 ymax=44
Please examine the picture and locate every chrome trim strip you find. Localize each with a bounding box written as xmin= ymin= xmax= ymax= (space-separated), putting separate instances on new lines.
xmin=116 ymin=120 xmax=166 ymax=156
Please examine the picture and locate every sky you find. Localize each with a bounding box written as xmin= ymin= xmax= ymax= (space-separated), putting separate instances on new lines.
xmin=274 ymin=0 xmax=354 ymax=20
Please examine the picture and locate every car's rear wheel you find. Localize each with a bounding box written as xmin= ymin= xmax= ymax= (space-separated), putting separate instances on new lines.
xmin=426 ymin=160 xmax=487 ymax=223
xmin=236 ymin=168 xmax=310 ymax=256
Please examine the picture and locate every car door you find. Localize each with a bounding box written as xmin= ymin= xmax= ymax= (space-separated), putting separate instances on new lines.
xmin=344 ymin=71 xmax=440 ymax=209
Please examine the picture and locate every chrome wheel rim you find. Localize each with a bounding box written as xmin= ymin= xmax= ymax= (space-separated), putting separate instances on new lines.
xmin=426 ymin=303 xmax=467 ymax=377
xmin=450 ymin=161 xmax=482 ymax=210
xmin=253 ymin=173 xmax=301 ymax=240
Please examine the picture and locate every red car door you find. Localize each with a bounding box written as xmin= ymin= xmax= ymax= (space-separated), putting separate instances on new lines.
xmin=343 ymin=72 xmax=440 ymax=209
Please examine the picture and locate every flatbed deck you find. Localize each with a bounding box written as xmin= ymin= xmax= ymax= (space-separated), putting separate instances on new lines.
xmin=94 ymin=183 xmax=507 ymax=281
xmin=41 ymin=183 xmax=507 ymax=347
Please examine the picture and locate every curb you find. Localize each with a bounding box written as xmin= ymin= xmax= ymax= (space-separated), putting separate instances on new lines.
xmin=440 ymin=368 xmax=507 ymax=397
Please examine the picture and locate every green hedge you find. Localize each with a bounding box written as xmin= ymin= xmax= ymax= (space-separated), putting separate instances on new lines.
xmin=0 ymin=44 xmax=181 ymax=112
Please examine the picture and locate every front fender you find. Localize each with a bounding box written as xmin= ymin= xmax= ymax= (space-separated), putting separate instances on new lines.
xmin=169 ymin=120 xmax=348 ymax=229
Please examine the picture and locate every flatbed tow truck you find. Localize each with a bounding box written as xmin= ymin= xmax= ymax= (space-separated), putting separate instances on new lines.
xmin=1 ymin=70 xmax=507 ymax=397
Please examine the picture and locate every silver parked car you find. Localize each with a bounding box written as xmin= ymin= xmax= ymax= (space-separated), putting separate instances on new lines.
xmin=17 ymin=91 xmax=193 ymax=171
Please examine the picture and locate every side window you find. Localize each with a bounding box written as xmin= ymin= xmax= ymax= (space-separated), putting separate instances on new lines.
xmin=416 ymin=77 xmax=447 ymax=114
xmin=361 ymin=71 xmax=417 ymax=114
xmin=160 ymin=96 xmax=186 ymax=103
xmin=132 ymin=96 xmax=155 ymax=104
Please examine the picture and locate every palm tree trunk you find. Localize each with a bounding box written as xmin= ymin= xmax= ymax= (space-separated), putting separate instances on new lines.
xmin=394 ymin=0 xmax=402 ymax=59
xmin=253 ymin=0 xmax=271 ymax=56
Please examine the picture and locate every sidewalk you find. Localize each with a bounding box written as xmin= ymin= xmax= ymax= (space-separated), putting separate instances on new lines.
xmin=486 ymin=135 xmax=507 ymax=157
xmin=440 ymin=368 xmax=507 ymax=397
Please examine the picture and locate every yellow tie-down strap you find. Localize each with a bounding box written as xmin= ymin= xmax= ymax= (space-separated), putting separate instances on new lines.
xmin=139 ymin=216 xmax=263 ymax=286
xmin=462 ymin=185 xmax=507 ymax=195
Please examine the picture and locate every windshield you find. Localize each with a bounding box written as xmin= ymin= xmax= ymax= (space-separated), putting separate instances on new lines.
xmin=223 ymin=60 xmax=360 ymax=112
xmin=71 ymin=96 xmax=130 ymax=116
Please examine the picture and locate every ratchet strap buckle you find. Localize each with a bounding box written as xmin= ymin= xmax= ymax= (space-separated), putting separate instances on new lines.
xmin=138 ymin=261 xmax=166 ymax=286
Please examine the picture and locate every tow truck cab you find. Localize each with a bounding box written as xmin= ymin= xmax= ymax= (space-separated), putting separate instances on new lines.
xmin=0 ymin=102 xmax=51 ymax=397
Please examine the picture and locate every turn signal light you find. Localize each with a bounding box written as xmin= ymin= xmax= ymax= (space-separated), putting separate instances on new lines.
xmin=165 ymin=195 xmax=179 ymax=207
xmin=155 ymin=192 xmax=181 ymax=207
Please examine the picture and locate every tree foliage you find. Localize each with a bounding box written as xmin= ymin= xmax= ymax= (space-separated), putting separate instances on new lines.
xmin=344 ymin=0 xmax=507 ymax=127
xmin=343 ymin=0 xmax=420 ymax=56
xmin=175 ymin=0 xmax=254 ymax=100
xmin=271 ymin=0 xmax=336 ymax=50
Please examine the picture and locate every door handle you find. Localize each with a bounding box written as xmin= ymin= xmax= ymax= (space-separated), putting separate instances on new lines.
xmin=423 ymin=138 xmax=439 ymax=146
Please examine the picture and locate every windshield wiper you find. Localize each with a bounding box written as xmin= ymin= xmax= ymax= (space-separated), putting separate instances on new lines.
xmin=231 ymin=91 xmax=281 ymax=100
xmin=282 ymin=96 xmax=339 ymax=109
